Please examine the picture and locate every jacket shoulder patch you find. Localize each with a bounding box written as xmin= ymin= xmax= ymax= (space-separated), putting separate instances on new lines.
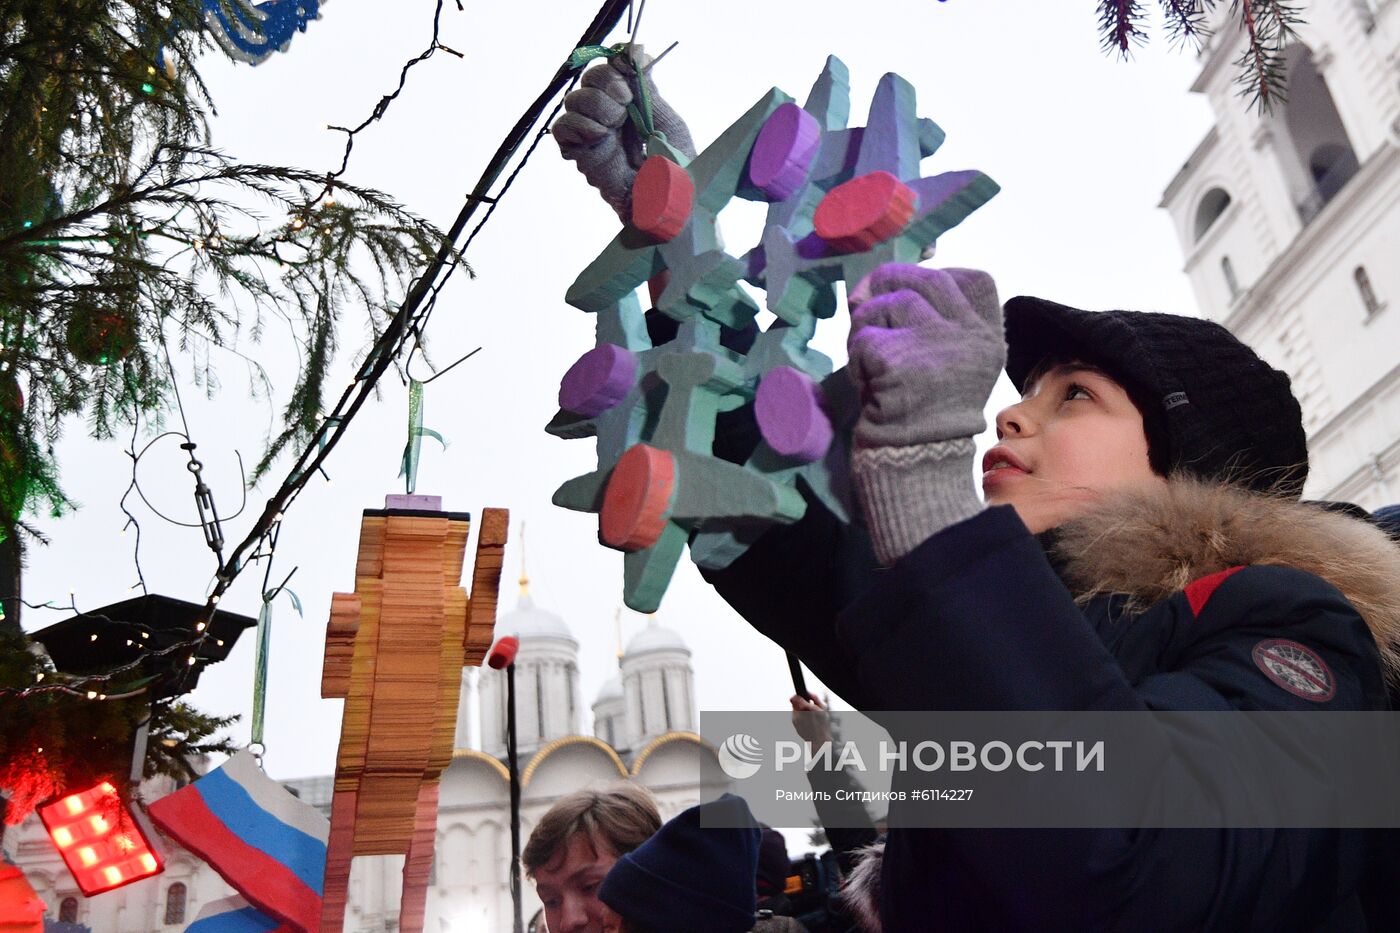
xmin=1251 ymin=638 xmax=1337 ymax=702
xmin=1184 ymin=565 xmax=1247 ymax=617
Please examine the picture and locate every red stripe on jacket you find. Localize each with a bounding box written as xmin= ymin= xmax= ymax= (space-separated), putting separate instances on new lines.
xmin=1185 ymin=565 xmax=1248 ymax=617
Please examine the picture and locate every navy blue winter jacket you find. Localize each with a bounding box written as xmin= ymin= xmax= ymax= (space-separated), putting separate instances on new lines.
xmin=702 ymin=480 xmax=1400 ymax=931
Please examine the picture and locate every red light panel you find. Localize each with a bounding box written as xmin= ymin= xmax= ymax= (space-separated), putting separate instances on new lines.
xmin=38 ymin=782 xmax=163 ymax=896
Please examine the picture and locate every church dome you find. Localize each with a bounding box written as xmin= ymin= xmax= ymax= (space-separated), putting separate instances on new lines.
xmin=594 ymin=673 xmax=623 ymax=705
xmin=499 ymin=593 xmax=574 ymax=642
xmin=623 ymin=621 xmax=687 ymax=657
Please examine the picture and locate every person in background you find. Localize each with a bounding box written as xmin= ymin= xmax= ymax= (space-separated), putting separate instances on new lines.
xmin=523 ymin=783 xmax=662 ymax=933
xmin=598 ymin=794 xmax=807 ymax=933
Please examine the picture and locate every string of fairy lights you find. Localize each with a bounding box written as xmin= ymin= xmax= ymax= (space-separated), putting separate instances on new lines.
xmin=1 ymin=0 xmax=638 ymax=704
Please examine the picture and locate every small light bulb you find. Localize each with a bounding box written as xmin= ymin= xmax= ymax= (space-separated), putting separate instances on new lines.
xmin=140 ymin=632 xmax=149 ymax=639
xmin=126 ymin=639 xmax=133 ymax=646
xmin=187 ymin=656 xmax=196 ymax=666
xmin=195 ymin=621 xmax=206 ymax=631
xmin=86 ymin=690 xmax=97 ymax=699
xmin=98 ymin=693 xmax=106 ymax=701
xmin=290 ymin=217 xmax=306 ymax=231
xmin=90 ymin=633 xmax=98 ymax=642
xmin=216 ymin=639 xmax=225 ymax=647
xmin=35 ymin=672 xmax=44 ymax=682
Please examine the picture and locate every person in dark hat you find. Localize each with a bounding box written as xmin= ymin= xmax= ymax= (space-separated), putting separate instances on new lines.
xmin=557 ymin=62 xmax=1400 ymax=933
xmin=597 ymin=795 xmax=806 ymax=933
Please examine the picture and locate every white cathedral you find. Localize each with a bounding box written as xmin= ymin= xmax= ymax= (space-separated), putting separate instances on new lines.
xmin=4 ymin=579 xmax=718 ymax=933
xmin=1158 ymin=0 xmax=1400 ymax=506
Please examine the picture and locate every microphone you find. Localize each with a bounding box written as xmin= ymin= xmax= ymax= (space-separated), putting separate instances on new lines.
xmin=488 ymin=636 xmax=520 ymax=670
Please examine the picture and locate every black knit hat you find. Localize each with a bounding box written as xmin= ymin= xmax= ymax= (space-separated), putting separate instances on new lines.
xmin=598 ymin=794 xmax=761 ymax=933
xmin=1003 ymin=296 xmax=1309 ymax=497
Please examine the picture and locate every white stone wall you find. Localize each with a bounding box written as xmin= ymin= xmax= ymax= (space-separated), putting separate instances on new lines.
xmin=1161 ymin=0 xmax=1400 ymax=504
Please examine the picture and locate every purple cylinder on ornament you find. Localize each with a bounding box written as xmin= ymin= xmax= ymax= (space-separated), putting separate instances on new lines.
xmin=754 ymin=366 xmax=834 ymax=462
xmin=747 ymin=103 xmax=822 ymax=201
xmin=559 ymin=344 xmax=639 ymax=417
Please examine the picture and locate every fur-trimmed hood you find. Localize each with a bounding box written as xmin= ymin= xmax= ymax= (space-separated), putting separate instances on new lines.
xmin=1050 ymin=477 xmax=1400 ymax=680
xmin=842 ymin=479 xmax=1400 ymax=932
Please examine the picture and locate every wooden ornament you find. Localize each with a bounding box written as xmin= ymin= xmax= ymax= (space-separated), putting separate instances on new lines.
xmin=600 ymin=444 xmax=677 ymax=551
xmin=631 ymin=156 xmax=695 ymax=241
xmin=814 ymin=171 xmax=918 ymax=253
xmin=464 ymin=507 xmax=508 ymax=665
xmin=319 ymin=497 xmax=506 ymax=933
xmin=754 ymin=366 xmax=834 ymax=462
xmin=559 ymin=344 xmax=639 ymax=417
xmin=553 ymin=55 xmax=998 ymax=610
xmin=748 ymin=102 xmax=822 ymax=200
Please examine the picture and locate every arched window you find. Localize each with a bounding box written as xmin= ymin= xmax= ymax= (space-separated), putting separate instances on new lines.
xmin=1310 ymin=144 xmax=1359 ymax=200
xmin=1356 ymin=266 xmax=1383 ymax=317
xmin=1193 ymin=188 xmax=1232 ymax=241
xmin=58 ymin=897 xmax=79 ymax=923
xmin=1222 ymin=256 xmax=1241 ymax=299
xmin=164 ymin=882 xmax=187 ymax=926
xmin=1284 ymin=45 xmax=1359 ymax=221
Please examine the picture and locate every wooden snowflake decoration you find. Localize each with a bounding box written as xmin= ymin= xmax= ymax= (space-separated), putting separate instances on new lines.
xmin=549 ymin=56 xmax=998 ymax=611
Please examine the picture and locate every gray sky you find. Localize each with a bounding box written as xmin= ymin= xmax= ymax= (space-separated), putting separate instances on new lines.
xmin=23 ymin=0 xmax=1213 ymax=784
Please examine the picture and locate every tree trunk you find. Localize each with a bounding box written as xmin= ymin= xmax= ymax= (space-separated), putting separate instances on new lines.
xmin=0 ymin=520 xmax=21 ymax=637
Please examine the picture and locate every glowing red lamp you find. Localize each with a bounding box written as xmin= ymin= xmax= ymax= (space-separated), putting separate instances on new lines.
xmin=38 ymin=781 xmax=164 ymax=895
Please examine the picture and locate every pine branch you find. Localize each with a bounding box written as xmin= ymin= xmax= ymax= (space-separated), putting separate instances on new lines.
xmin=1098 ymin=0 xmax=1150 ymax=56
xmin=1158 ymin=0 xmax=1211 ymax=49
xmin=1228 ymin=0 xmax=1303 ymax=112
xmin=1093 ymin=0 xmax=1306 ymax=111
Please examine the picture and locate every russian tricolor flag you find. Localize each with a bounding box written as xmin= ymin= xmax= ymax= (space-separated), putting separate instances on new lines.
xmin=187 ymin=895 xmax=293 ymax=933
xmin=148 ymin=751 xmax=328 ymax=933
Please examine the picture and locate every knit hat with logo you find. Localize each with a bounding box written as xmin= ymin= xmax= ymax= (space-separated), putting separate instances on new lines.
xmin=1003 ymin=296 xmax=1309 ymax=497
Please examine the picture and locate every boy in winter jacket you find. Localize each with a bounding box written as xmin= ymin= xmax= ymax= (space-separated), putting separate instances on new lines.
xmin=555 ymin=59 xmax=1400 ymax=932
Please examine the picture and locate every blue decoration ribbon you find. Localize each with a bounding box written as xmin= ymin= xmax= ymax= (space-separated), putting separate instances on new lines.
xmin=398 ymin=379 xmax=445 ymax=494
xmin=251 ymin=586 xmax=300 ymax=748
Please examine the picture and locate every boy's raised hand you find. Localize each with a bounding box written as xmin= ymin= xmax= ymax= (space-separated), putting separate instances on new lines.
xmin=845 ymin=263 xmax=1005 ymax=564
xmin=551 ymin=51 xmax=697 ymax=223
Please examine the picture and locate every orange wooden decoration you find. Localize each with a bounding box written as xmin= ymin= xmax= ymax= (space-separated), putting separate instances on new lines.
xmin=319 ymin=501 xmax=508 ymax=933
xmin=631 ymin=156 xmax=694 ymax=242
xmin=600 ymin=444 xmax=677 ymax=551
xmin=813 ymin=170 xmax=918 ymax=253
xmin=320 ymin=593 xmax=361 ymax=699
xmin=465 ymin=508 xmax=508 ymax=666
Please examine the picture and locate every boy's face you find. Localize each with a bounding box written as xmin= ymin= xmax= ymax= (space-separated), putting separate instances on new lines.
xmin=533 ymin=833 xmax=621 ymax=933
xmin=984 ymin=363 xmax=1165 ymax=533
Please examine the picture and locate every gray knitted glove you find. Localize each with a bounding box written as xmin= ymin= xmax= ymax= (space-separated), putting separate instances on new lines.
xmin=846 ymin=263 xmax=1005 ymax=565
xmin=552 ymin=50 xmax=697 ymax=223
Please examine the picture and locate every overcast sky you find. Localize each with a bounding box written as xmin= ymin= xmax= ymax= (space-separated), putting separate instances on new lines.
xmin=23 ymin=0 xmax=1214 ymax=789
